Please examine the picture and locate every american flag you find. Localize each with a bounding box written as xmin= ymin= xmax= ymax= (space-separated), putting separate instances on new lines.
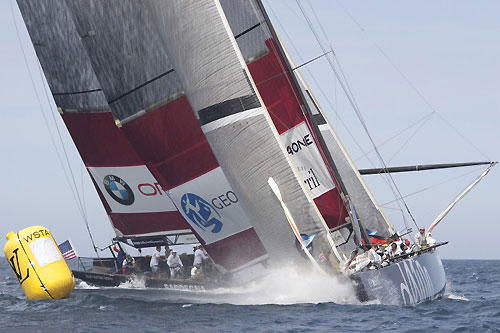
xmin=58 ymin=240 xmax=77 ymax=260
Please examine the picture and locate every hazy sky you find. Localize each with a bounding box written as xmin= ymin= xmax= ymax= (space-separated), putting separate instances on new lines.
xmin=0 ymin=1 xmax=498 ymax=259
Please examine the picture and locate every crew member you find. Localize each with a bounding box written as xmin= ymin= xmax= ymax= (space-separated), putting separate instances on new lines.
xmin=150 ymin=246 xmax=163 ymax=278
xmin=167 ymin=250 xmax=183 ymax=279
xmin=191 ymin=263 xmax=202 ymax=279
xmin=400 ymin=243 xmax=411 ymax=255
xmin=385 ymin=242 xmax=402 ymax=259
xmin=413 ymin=227 xmax=434 ymax=251
xmin=368 ymin=245 xmax=382 ymax=268
xmin=115 ymin=248 xmax=125 ymax=272
xmin=193 ymin=245 xmax=209 ymax=278
xmin=193 ymin=245 xmax=208 ymax=266
xmin=122 ymin=254 xmax=138 ymax=275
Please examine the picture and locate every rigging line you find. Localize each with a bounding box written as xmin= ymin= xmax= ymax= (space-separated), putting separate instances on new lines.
xmin=385 ymin=111 xmax=434 ymax=165
xmin=10 ymin=0 xmax=100 ymax=254
xmin=335 ymin=0 xmax=490 ymax=161
xmin=261 ymin=3 xmax=349 ymax=198
xmin=305 ymin=0 xmax=333 ymax=52
xmin=291 ymin=50 xmax=333 ymax=70
xmin=81 ymin=162 xmax=86 ymax=220
xmin=380 ymin=166 xmax=484 ymax=206
xmin=265 ymin=1 xmax=371 ymax=165
xmin=256 ymin=1 xmax=350 ymax=254
xmin=266 ymin=0 xmax=406 ymax=225
xmin=270 ymin=1 xmax=408 ymax=233
xmin=295 ymin=0 xmax=417 ymax=230
xmin=37 ymin=61 xmax=88 ymax=222
xmin=354 ymin=111 xmax=435 ymax=162
xmin=434 ymin=112 xmax=490 ymax=160
xmin=36 ymin=62 xmax=101 ymax=258
xmin=9 ymin=1 xmax=84 ymax=219
xmin=35 ymin=60 xmax=96 ymax=237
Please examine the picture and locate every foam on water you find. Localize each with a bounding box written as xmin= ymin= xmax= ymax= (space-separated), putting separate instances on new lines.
xmin=117 ymin=276 xmax=147 ymax=289
xmin=443 ymin=280 xmax=469 ymax=301
xmin=445 ymin=293 xmax=469 ymax=301
xmin=77 ymin=281 xmax=99 ymax=290
xmin=78 ymin=266 xmax=359 ymax=305
xmin=194 ymin=266 xmax=358 ymax=305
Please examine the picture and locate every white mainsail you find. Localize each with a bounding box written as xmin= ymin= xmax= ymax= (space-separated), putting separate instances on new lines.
xmin=146 ymin=0 xmax=341 ymax=269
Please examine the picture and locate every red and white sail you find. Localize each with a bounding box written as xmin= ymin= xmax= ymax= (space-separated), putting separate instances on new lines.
xmin=16 ymin=0 xmax=191 ymax=239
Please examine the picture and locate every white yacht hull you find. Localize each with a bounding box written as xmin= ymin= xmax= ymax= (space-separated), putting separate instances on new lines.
xmin=351 ymin=251 xmax=446 ymax=305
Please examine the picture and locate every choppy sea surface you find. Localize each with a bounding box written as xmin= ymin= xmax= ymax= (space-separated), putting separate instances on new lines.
xmin=1 ymin=259 xmax=499 ymax=332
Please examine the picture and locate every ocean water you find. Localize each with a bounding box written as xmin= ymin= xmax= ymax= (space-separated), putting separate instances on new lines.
xmin=1 ymin=259 xmax=499 ymax=332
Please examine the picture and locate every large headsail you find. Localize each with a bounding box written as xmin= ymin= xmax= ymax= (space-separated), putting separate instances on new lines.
xmin=144 ymin=0 xmax=342 ymax=270
xmin=60 ymin=0 xmax=268 ymax=272
xmin=220 ymin=0 xmax=350 ymax=231
xmin=16 ymin=0 xmax=191 ymax=239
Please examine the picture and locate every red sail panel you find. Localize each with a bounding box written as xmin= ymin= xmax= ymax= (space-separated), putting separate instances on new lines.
xmin=205 ymin=228 xmax=267 ymax=271
xmin=108 ymin=212 xmax=187 ymax=236
xmin=61 ymin=112 xmax=142 ymax=167
xmin=247 ymin=39 xmax=349 ymax=229
xmin=62 ymin=112 xmax=191 ymax=236
xmin=120 ymin=96 xmax=219 ymax=189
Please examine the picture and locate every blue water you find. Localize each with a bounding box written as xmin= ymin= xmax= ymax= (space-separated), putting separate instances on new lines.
xmin=1 ymin=259 xmax=499 ymax=332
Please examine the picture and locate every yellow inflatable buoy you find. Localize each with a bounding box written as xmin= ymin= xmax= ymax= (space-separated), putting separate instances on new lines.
xmin=4 ymin=226 xmax=75 ymax=300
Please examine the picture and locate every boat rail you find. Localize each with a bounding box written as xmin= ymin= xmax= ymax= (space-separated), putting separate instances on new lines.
xmin=386 ymin=241 xmax=448 ymax=263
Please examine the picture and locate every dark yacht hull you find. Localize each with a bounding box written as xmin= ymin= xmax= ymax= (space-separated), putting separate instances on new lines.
xmin=351 ymin=251 xmax=446 ymax=305
xmin=72 ymin=270 xmax=215 ymax=291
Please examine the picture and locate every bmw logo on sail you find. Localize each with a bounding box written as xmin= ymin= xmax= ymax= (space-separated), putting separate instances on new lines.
xmin=103 ymin=175 xmax=135 ymax=206
xmin=180 ymin=193 xmax=223 ymax=233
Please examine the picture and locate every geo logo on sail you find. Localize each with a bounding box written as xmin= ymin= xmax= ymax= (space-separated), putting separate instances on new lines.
xmin=180 ymin=193 xmax=223 ymax=233
xmin=103 ymin=175 xmax=135 ymax=206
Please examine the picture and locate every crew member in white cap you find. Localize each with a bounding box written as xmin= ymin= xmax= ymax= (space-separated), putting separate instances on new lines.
xmin=166 ymin=250 xmax=183 ymax=279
